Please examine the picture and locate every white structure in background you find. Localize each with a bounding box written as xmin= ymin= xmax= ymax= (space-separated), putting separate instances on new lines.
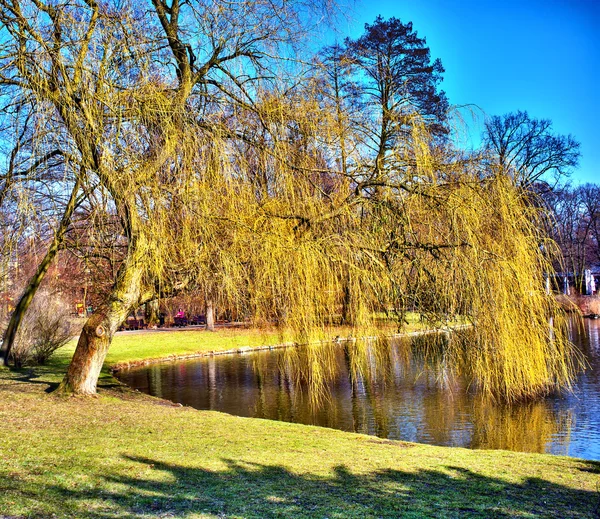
xmin=563 ymin=276 xmax=570 ymax=295
xmin=584 ymin=269 xmax=596 ymax=295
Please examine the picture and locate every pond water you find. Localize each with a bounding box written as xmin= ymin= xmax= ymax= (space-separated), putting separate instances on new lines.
xmin=117 ymin=319 xmax=600 ymax=460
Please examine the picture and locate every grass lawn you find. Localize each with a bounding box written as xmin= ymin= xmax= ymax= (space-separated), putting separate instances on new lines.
xmin=0 ymin=325 xmax=598 ymax=518
xmin=53 ymin=325 xmax=362 ymax=374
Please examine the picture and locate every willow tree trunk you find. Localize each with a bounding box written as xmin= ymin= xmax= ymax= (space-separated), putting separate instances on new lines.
xmin=146 ymin=299 xmax=160 ymax=327
xmin=341 ymin=281 xmax=352 ymax=325
xmin=58 ymin=235 xmax=150 ymax=395
xmin=206 ymin=300 xmax=215 ymax=331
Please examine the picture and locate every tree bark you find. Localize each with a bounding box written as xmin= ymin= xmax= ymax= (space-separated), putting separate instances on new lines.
xmin=145 ymin=299 xmax=160 ymax=327
xmin=340 ymin=268 xmax=355 ymax=326
xmin=57 ymin=233 xmax=151 ymax=395
xmin=206 ymin=299 xmax=215 ymax=331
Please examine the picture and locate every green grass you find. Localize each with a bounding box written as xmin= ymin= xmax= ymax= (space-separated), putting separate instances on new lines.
xmin=52 ymin=326 xmax=343 ymax=373
xmin=0 ymin=323 xmax=598 ymax=518
xmin=107 ymin=327 xmax=297 ymax=366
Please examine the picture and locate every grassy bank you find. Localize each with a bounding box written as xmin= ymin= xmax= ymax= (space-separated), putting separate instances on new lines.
xmin=0 ymin=326 xmax=598 ymax=518
xmin=53 ymin=325 xmax=358 ymax=374
xmin=56 ymin=314 xmax=436 ymax=372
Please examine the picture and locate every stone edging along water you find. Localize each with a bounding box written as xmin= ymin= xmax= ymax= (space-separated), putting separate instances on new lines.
xmin=110 ymin=324 xmax=472 ymax=374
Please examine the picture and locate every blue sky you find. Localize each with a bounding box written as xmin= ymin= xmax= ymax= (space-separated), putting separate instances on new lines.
xmin=333 ymin=0 xmax=599 ymax=184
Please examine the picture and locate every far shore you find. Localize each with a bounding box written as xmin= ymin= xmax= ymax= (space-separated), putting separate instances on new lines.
xmin=108 ymin=322 xmax=472 ymax=373
xmin=556 ymin=293 xmax=600 ymax=316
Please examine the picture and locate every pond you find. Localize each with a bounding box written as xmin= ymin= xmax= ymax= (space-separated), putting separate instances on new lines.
xmin=117 ymin=318 xmax=600 ymax=460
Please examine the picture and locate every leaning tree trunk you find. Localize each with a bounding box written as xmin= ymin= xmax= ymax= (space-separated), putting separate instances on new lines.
xmin=57 ymin=234 xmax=151 ymax=395
xmin=1 ymin=178 xmax=81 ymax=366
xmin=1 ymin=252 xmax=59 ymax=366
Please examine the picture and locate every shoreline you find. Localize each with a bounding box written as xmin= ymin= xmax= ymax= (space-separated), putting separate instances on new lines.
xmin=109 ymin=323 xmax=471 ymax=373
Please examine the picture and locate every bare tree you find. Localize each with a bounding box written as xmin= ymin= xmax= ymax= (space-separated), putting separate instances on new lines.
xmin=0 ymin=175 xmax=81 ymax=363
xmin=484 ymin=110 xmax=580 ymax=188
xmin=0 ymin=87 xmax=87 ymax=364
xmin=544 ymin=183 xmax=600 ymax=290
xmin=579 ymin=183 xmax=600 ymax=267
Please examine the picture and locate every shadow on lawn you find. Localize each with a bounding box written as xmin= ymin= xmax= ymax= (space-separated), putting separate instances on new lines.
xmin=0 ymin=364 xmax=125 ymax=394
xmin=42 ymin=455 xmax=600 ymax=519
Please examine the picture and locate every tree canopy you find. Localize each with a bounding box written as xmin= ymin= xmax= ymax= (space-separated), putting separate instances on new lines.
xmin=347 ymin=16 xmax=449 ymax=139
xmin=0 ymin=4 xmax=579 ymax=401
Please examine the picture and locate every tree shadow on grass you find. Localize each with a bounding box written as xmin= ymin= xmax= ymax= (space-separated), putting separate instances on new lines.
xmin=0 ymin=366 xmax=60 ymax=393
xmin=0 ymin=364 xmax=128 ymax=394
xmin=37 ymin=455 xmax=600 ymax=519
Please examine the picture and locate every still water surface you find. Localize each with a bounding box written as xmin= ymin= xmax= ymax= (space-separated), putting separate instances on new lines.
xmin=118 ymin=319 xmax=600 ymax=460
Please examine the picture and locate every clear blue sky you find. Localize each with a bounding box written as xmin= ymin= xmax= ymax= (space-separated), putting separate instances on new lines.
xmin=334 ymin=0 xmax=599 ymax=185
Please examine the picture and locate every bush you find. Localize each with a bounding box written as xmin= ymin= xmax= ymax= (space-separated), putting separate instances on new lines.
xmin=10 ymin=291 xmax=75 ymax=367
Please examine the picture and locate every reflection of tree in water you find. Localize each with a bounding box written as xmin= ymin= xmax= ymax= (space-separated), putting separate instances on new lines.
xmin=252 ymin=355 xmax=268 ymax=419
xmin=147 ymin=364 xmax=163 ymax=399
xmin=571 ymin=319 xmax=600 ymax=383
xmin=469 ymin=401 xmax=572 ymax=453
xmin=268 ymin=335 xmax=459 ymax=436
xmin=251 ymin=333 xmax=576 ymax=452
xmin=343 ymin=340 xmax=391 ymax=437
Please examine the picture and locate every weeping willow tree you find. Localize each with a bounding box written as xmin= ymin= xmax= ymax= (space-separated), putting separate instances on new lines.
xmin=0 ymin=0 xmax=579 ymax=401
xmin=380 ymin=154 xmax=578 ymax=401
xmin=264 ymin=128 xmax=579 ymax=403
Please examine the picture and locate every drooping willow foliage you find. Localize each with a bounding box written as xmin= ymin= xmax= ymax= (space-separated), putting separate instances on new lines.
xmin=0 ymin=0 xmax=579 ymax=399
xmin=135 ymin=111 xmax=578 ymax=402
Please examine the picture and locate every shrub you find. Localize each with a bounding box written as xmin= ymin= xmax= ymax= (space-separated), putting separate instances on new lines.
xmin=10 ymin=291 xmax=75 ymax=367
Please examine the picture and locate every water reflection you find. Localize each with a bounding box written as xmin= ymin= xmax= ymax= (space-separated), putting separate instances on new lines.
xmin=118 ymin=320 xmax=600 ymax=460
